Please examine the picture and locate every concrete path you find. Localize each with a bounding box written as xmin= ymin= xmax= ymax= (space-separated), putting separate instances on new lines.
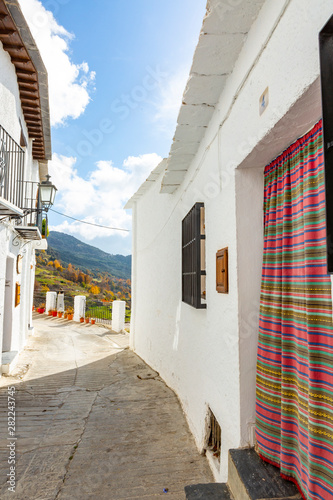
xmin=0 ymin=314 xmax=213 ymax=499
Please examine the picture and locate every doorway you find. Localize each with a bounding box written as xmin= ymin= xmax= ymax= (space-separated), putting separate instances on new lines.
xmin=3 ymin=255 xmax=15 ymax=352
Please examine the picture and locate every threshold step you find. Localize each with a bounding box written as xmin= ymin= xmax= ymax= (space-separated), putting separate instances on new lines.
xmin=185 ymin=483 xmax=234 ymax=499
xmin=228 ymin=448 xmax=301 ymax=500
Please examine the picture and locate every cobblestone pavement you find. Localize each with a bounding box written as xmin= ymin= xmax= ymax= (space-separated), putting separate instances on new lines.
xmin=0 ymin=314 xmax=213 ymax=499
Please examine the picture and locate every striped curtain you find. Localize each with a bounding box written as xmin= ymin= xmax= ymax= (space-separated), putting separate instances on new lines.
xmin=256 ymin=121 xmax=333 ymax=499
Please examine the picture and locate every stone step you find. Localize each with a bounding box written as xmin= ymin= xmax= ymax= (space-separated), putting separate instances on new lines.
xmin=185 ymin=483 xmax=234 ymax=499
xmin=1 ymin=350 xmax=19 ymax=375
xmin=228 ymin=448 xmax=302 ymax=500
xmin=185 ymin=448 xmax=303 ymax=500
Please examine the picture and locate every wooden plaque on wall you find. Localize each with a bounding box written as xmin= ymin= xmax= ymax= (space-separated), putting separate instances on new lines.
xmin=216 ymin=248 xmax=228 ymax=293
xmin=15 ymin=282 xmax=21 ymax=307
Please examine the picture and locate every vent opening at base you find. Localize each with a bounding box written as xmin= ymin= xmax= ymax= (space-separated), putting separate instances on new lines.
xmin=207 ymin=408 xmax=221 ymax=462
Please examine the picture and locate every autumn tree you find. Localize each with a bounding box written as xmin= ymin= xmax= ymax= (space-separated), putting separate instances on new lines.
xmin=90 ymin=285 xmax=100 ymax=295
xmin=104 ymin=290 xmax=115 ymax=301
xmin=84 ymin=274 xmax=92 ymax=285
xmin=65 ymin=263 xmax=78 ymax=282
xmin=78 ymin=272 xmax=85 ymax=283
xmin=53 ymin=260 xmax=63 ymax=271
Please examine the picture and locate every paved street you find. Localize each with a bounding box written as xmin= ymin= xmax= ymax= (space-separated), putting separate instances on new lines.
xmin=0 ymin=314 xmax=213 ymax=499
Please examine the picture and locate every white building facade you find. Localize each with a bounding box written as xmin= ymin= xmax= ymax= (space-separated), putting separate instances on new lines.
xmin=0 ymin=0 xmax=51 ymax=373
xmin=126 ymin=0 xmax=333 ymax=486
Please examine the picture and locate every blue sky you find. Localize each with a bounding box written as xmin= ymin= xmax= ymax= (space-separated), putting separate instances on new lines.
xmin=19 ymin=0 xmax=206 ymax=255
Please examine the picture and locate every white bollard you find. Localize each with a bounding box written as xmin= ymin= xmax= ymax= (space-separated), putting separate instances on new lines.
xmin=57 ymin=292 xmax=65 ymax=312
xmin=112 ymin=300 xmax=126 ymax=333
xmin=74 ymin=296 xmax=86 ymax=322
xmin=46 ymin=292 xmax=57 ymax=314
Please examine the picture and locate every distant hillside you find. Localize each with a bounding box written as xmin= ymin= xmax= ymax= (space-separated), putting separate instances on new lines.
xmin=47 ymin=231 xmax=131 ymax=280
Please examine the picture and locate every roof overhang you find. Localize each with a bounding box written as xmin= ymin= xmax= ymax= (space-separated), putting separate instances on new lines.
xmin=160 ymin=0 xmax=265 ymax=193
xmin=0 ymin=0 xmax=51 ymax=161
xmin=125 ymin=159 xmax=167 ymax=209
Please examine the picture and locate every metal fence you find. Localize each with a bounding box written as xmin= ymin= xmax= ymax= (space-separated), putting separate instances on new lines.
xmin=86 ymin=303 xmax=112 ymax=325
xmin=64 ymin=294 xmax=75 ymax=312
xmin=33 ymin=293 xmax=130 ymax=326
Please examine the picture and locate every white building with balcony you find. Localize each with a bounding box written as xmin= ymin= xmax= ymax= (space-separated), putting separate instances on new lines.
xmin=0 ymin=0 xmax=51 ymax=374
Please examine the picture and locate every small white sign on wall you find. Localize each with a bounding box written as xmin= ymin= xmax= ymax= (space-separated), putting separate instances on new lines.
xmin=259 ymin=87 xmax=269 ymax=116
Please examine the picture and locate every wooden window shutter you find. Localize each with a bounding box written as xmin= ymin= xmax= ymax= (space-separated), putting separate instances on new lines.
xmin=15 ymin=282 xmax=21 ymax=307
xmin=216 ymin=248 xmax=228 ymax=293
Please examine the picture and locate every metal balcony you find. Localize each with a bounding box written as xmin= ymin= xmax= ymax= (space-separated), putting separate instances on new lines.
xmin=14 ymin=181 xmax=45 ymax=240
xmin=0 ymin=125 xmax=47 ymax=240
xmin=0 ymin=125 xmax=25 ymax=217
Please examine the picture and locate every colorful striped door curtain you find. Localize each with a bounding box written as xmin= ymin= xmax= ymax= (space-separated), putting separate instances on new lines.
xmin=256 ymin=120 xmax=333 ymax=499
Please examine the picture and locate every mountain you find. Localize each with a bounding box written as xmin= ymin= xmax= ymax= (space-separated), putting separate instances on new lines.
xmin=47 ymin=231 xmax=131 ymax=280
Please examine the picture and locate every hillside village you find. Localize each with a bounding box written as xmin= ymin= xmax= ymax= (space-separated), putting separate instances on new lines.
xmin=1 ymin=1 xmax=333 ymax=499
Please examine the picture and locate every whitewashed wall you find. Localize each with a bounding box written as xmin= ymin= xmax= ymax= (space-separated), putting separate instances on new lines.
xmin=130 ymin=0 xmax=333 ymax=481
xmin=0 ymin=41 xmax=40 ymax=366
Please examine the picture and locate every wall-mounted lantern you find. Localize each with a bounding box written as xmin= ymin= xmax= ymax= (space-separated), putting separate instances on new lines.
xmin=39 ymin=175 xmax=57 ymax=210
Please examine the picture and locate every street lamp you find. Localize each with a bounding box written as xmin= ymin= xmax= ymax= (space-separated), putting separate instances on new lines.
xmin=39 ymin=174 xmax=57 ymax=210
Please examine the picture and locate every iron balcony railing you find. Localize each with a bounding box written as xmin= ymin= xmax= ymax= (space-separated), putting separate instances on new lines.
xmin=0 ymin=124 xmax=25 ymax=210
xmin=0 ymin=125 xmax=46 ymax=237
xmin=16 ymin=180 xmax=44 ymax=234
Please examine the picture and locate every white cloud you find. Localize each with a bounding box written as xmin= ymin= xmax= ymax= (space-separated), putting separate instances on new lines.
xmin=19 ymin=0 xmax=95 ymax=126
xmin=123 ymin=154 xmax=162 ymax=175
xmin=48 ymin=153 xmax=162 ymax=241
xmin=152 ymin=68 xmax=189 ymax=136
